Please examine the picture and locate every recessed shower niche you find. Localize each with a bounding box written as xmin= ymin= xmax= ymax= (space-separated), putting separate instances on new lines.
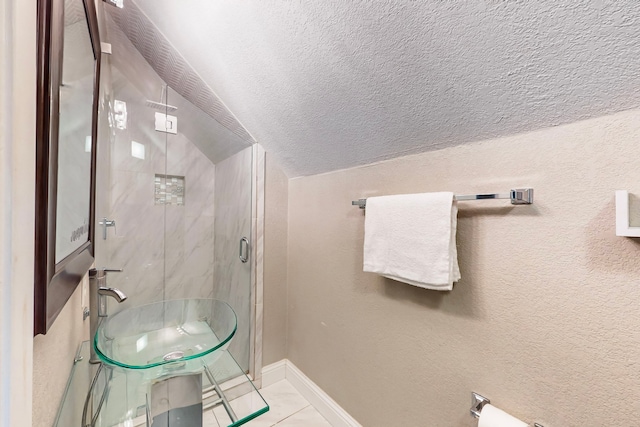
xmin=154 ymin=174 xmax=185 ymax=206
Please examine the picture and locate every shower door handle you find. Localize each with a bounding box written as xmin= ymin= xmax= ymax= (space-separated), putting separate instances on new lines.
xmin=239 ymin=237 xmax=249 ymax=263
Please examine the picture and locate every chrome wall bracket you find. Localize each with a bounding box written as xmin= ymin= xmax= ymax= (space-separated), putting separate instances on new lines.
xmin=510 ymin=188 xmax=534 ymax=205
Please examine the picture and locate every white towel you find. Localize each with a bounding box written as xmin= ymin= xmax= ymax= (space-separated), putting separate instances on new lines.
xmin=363 ymin=192 xmax=461 ymax=291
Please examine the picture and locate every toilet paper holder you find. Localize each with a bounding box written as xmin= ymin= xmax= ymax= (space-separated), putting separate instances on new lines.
xmin=470 ymin=392 xmax=545 ymax=427
xmin=470 ymin=392 xmax=490 ymax=418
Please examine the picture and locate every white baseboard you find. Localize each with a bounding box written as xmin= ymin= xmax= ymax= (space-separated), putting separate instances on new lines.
xmin=261 ymin=359 xmax=287 ymax=387
xmin=261 ymin=359 xmax=361 ymax=427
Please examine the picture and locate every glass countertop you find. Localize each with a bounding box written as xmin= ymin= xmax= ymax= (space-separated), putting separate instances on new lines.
xmin=55 ymin=341 xmax=269 ymax=427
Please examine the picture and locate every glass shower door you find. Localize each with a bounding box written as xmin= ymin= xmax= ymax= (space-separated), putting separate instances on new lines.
xmin=94 ymin=68 xmax=254 ymax=374
xmin=165 ymin=86 xmax=253 ymax=372
xmin=212 ymin=144 xmax=253 ymax=373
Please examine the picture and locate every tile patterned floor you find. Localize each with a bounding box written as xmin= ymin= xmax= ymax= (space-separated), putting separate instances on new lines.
xmin=203 ymin=380 xmax=333 ymax=427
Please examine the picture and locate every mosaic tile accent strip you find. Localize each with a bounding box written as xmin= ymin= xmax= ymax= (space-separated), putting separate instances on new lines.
xmin=155 ymin=174 xmax=185 ymax=206
xmin=107 ymin=2 xmax=255 ymax=143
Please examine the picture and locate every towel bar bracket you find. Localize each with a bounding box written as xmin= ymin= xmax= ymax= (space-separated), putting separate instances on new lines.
xmin=510 ymin=188 xmax=534 ymax=205
xmin=352 ymin=199 xmax=366 ymax=209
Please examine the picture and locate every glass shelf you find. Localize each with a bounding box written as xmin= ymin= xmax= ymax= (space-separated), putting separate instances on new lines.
xmin=55 ymin=341 xmax=269 ymax=427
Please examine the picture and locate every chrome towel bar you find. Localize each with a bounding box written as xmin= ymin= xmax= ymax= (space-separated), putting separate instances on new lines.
xmin=351 ymin=188 xmax=533 ymax=209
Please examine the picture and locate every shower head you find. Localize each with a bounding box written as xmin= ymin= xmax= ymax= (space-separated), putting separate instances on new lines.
xmin=145 ymin=100 xmax=178 ymax=112
xmin=147 ymin=87 xmax=178 ymax=112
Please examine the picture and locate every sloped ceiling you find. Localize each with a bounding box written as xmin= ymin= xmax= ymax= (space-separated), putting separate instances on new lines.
xmin=106 ymin=3 xmax=255 ymax=144
xmin=131 ymin=0 xmax=640 ymax=177
xmin=105 ymin=13 xmax=253 ymax=164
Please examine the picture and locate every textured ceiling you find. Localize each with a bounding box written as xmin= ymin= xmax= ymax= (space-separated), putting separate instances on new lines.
xmin=133 ymin=0 xmax=640 ymax=177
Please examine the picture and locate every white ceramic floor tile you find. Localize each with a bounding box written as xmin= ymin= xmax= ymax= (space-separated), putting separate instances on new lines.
xmin=203 ymin=408 xmax=220 ymax=427
xmin=274 ymin=406 xmax=332 ymax=427
xmin=240 ymin=380 xmax=312 ymax=427
xmin=207 ymin=379 xmax=334 ymax=427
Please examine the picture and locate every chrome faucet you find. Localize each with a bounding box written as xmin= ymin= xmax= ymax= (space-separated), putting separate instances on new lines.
xmin=89 ymin=268 xmax=127 ymax=363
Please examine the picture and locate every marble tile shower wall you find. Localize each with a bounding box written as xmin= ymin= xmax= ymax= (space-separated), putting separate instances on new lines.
xmin=106 ymin=81 xmax=216 ymax=313
xmin=165 ymin=130 xmax=216 ymax=301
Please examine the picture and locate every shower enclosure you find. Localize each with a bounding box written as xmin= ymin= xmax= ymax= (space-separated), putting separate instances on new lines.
xmin=93 ymin=9 xmax=257 ymax=374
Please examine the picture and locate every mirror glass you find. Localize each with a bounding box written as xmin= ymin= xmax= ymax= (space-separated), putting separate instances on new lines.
xmin=55 ymin=0 xmax=95 ymax=263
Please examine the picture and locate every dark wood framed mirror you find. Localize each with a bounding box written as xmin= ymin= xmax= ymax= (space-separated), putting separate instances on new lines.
xmin=35 ymin=0 xmax=102 ymax=335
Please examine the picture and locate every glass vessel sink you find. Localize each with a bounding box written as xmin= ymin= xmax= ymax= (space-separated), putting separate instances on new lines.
xmin=94 ymin=298 xmax=237 ymax=370
xmin=75 ymin=299 xmax=269 ymax=427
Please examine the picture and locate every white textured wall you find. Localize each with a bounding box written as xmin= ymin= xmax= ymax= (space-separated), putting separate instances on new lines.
xmin=0 ymin=0 xmax=36 ymax=426
xmin=286 ymin=109 xmax=640 ymax=427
